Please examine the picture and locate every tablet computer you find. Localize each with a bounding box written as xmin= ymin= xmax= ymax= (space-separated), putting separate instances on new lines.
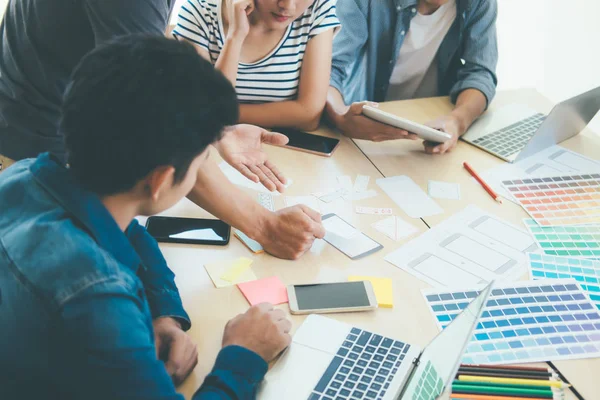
xmin=362 ymin=105 xmax=452 ymax=143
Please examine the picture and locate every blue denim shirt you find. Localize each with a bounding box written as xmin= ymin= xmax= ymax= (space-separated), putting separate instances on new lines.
xmin=330 ymin=0 xmax=498 ymax=105
xmin=0 ymin=154 xmax=267 ymax=399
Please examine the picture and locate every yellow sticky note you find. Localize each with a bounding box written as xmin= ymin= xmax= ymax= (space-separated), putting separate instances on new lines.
xmin=349 ymin=276 xmax=393 ymax=308
xmin=204 ymin=258 xmax=256 ymax=288
xmin=220 ymin=257 xmax=253 ymax=282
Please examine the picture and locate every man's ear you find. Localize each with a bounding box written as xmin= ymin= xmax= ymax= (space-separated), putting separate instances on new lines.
xmin=144 ymin=165 xmax=176 ymax=201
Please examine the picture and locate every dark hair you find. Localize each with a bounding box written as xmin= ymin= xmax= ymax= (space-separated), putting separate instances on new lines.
xmin=61 ymin=34 xmax=238 ymax=195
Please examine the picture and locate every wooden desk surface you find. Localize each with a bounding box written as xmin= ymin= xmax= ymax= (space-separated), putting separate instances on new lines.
xmin=160 ymin=89 xmax=598 ymax=399
xmin=352 ymin=88 xmax=600 ymax=400
xmin=161 ymin=131 xmax=436 ymax=398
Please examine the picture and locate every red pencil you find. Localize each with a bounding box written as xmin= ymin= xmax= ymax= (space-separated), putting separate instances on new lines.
xmin=463 ymin=162 xmax=503 ymax=204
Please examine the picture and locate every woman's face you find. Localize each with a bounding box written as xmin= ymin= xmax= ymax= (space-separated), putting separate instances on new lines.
xmin=253 ymin=0 xmax=315 ymax=29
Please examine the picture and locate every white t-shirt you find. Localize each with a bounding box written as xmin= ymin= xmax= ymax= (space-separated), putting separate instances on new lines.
xmin=173 ymin=0 xmax=340 ymax=103
xmin=386 ymin=0 xmax=457 ymax=101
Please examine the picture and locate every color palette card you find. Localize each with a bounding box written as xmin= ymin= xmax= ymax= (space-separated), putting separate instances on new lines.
xmin=528 ymin=253 xmax=600 ymax=309
xmin=501 ymin=173 xmax=600 ymax=226
xmin=422 ymin=279 xmax=600 ymax=365
xmin=523 ymin=219 xmax=600 ymax=259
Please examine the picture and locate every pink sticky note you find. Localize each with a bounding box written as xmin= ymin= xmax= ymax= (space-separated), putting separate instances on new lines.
xmin=237 ymin=276 xmax=288 ymax=306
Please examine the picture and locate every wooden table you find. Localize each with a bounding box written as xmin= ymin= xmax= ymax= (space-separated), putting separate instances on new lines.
xmin=352 ymin=89 xmax=600 ymax=400
xmin=161 ymin=129 xmax=434 ymax=398
xmin=161 ymin=89 xmax=598 ymax=399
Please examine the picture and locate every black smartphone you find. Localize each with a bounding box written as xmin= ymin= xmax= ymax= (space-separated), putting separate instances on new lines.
xmin=272 ymin=127 xmax=340 ymax=157
xmin=145 ymin=216 xmax=230 ymax=246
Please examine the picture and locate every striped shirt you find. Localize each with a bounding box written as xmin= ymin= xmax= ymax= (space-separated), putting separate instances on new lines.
xmin=173 ymin=0 xmax=340 ymax=103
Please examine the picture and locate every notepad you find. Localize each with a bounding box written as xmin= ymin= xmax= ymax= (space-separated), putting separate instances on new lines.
xmin=237 ymin=276 xmax=288 ymax=306
xmin=204 ymin=258 xmax=257 ymax=288
xmin=348 ymin=276 xmax=393 ymax=308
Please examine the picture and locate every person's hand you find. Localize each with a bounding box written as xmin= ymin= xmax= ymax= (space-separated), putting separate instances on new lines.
xmin=153 ymin=317 xmax=198 ymax=386
xmin=222 ymin=303 xmax=292 ymax=362
xmin=216 ymin=124 xmax=289 ymax=192
xmin=257 ymin=205 xmax=326 ymax=260
xmin=228 ymin=0 xmax=254 ymax=41
xmin=335 ymin=102 xmax=418 ymax=142
xmin=422 ymin=115 xmax=462 ymax=154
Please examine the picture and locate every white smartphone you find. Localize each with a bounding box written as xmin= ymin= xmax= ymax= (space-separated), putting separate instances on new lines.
xmin=287 ymin=281 xmax=378 ymax=315
xmin=362 ymin=105 xmax=452 ymax=143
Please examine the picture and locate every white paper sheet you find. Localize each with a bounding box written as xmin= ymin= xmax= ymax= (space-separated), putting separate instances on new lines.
xmin=353 ymin=175 xmax=370 ymax=193
xmin=384 ymin=205 xmax=539 ymax=287
xmin=220 ymin=162 xmax=292 ymax=194
xmin=356 ymin=207 xmax=393 ymax=215
xmin=481 ymin=145 xmax=600 ymax=203
xmin=376 ymin=176 xmax=443 ymax=218
xmin=337 ymin=175 xmax=353 ymax=191
xmin=343 ymin=189 xmax=378 ymax=202
xmin=428 ymin=180 xmax=461 ymax=200
xmin=372 ymin=216 xmax=419 ymax=241
xmin=285 ymin=196 xmax=322 ymax=214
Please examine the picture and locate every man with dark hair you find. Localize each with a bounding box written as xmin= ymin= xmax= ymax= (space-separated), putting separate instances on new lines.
xmin=0 ymin=35 xmax=292 ymax=399
xmin=0 ymin=0 xmax=325 ymax=260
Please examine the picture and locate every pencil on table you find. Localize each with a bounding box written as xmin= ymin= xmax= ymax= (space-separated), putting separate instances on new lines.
xmin=457 ymin=374 xmax=570 ymax=389
xmin=463 ymin=161 xmax=503 ymax=203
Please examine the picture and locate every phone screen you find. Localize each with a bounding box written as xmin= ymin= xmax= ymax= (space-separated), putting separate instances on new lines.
xmin=293 ymin=282 xmax=371 ymax=310
xmin=274 ymin=127 xmax=340 ymax=155
xmin=145 ymin=216 xmax=230 ymax=245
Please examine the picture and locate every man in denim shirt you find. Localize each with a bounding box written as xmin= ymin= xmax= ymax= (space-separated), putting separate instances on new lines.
xmin=326 ymin=0 xmax=498 ymax=154
xmin=0 ymin=36 xmax=292 ymax=399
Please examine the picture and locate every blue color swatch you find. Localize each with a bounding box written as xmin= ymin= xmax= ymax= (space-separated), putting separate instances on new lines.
xmin=528 ymin=253 xmax=600 ymax=309
xmin=423 ymin=279 xmax=600 ymax=365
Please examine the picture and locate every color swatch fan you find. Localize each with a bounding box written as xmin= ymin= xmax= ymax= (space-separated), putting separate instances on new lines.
xmin=523 ymin=219 xmax=600 ymax=259
xmin=502 ymin=173 xmax=600 ymax=226
xmin=422 ymin=279 xmax=600 ymax=365
xmin=528 ymin=253 xmax=600 ymax=309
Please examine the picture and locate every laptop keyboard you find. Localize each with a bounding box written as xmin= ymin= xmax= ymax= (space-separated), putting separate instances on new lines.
xmin=412 ymin=360 xmax=444 ymax=400
xmin=308 ymin=327 xmax=411 ymax=400
xmin=471 ymin=113 xmax=546 ymax=158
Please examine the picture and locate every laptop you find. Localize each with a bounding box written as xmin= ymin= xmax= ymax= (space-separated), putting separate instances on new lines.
xmin=462 ymin=86 xmax=600 ymax=163
xmin=258 ymin=283 xmax=494 ymax=400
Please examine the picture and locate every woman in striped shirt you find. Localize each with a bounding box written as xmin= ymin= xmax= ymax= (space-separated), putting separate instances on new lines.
xmin=174 ymin=0 xmax=340 ymax=131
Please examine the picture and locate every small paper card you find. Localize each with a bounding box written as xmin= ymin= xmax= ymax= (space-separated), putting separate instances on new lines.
xmin=237 ymin=276 xmax=289 ymax=306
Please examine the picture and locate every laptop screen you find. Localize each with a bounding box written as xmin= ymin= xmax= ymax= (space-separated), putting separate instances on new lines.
xmin=399 ymin=283 xmax=493 ymax=399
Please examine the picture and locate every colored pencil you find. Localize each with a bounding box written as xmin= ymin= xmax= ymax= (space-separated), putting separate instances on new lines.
xmin=452 ymin=380 xmax=562 ymax=391
xmin=450 ymin=395 xmax=554 ymax=400
xmin=452 ymin=384 xmax=554 ymax=398
xmin=461 ymin=364 xmax=552 ymax=374
xmin=463 ymin=161 xmax=503 ymax=203
xmin=547 ymin=361 xmax=584 ymax=400
xmin=459 ymin=365 xmax=553 ymax=378
xmin=457 ymin=369 xmax=552 ymax=380
xmin=458 ymin=375 xmax=570 ymax=389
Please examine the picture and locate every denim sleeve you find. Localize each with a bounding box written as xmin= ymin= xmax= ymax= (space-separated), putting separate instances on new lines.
xmin=83 ymin=0 xmax=169 ymax=45
xmin=193 ymin=346 xmax=269 ymax=400
xmin=127 ymin=220 xmax=191 ymax=330
xmin=59 ymin=280 xmax=185 ymax=400
xmin=330 ymin=0 xmax=369 ymax=102
xmin=449 ymin=0 xmax=498 ymax=107
xmin=60 ymin=281 xmax=268 ymax=400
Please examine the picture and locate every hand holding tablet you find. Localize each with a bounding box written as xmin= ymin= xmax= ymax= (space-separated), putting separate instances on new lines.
xmin=362 ymin=105 xmax=452 ymax=143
